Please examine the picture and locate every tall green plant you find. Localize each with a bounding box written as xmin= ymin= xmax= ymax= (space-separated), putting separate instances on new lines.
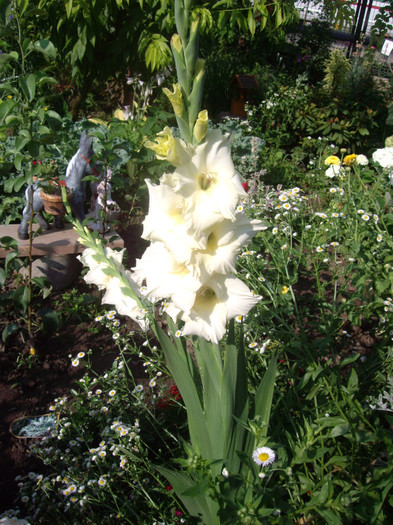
xmin=0 ymin=0 xmax=61 ymax=349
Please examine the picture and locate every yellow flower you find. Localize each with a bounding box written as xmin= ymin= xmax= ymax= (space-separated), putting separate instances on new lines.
xmin=343 ymin=153 xmax=357 ymax=166
xmin=281 ymin=286 xmax=289 ymax=294
xmin=88 ymin=117 xmax=107 ymax=126
xmin=7 ymin=95 xmax=12 ymax=100
xmin=29 ymin=347 xmax=36 ymax=355
xmin=113 ymin=108 xmax=126 ymax=120
xmin=324 ymin=155 xmax=340 ymax=166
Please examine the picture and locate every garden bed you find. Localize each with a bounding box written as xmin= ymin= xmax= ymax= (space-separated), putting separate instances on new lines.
xmin=0 ymin=223 xmax=147 ymax=513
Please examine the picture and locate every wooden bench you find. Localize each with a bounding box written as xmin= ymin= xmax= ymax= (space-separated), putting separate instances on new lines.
xmin=0 ymin=223 xmax=124 ymax=289
xmin=0 ymin=223 xmax=124 ymax=258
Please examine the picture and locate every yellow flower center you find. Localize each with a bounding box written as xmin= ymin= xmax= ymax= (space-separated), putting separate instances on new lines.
xmin=199 ymin=171 xmax=216 ymax=191
xmin=258 ymin=452 xmax=269 ymax=462
xmin=193 ymin=286 xmax=217 ymax=317
xmin=206 ymin=232 xmax=218 ymax=255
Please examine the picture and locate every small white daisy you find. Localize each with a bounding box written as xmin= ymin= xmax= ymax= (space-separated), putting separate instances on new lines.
xmin=252 ymin=447 xmax=276 ymax=466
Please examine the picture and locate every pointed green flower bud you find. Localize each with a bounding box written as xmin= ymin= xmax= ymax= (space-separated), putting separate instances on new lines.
xmin=193 ymin=110 xmax=208 ymax=143
xmin=171 ymin=33 xmax=183 ymax=54
xmin=170 ymin=34 xmax=189 ymax=94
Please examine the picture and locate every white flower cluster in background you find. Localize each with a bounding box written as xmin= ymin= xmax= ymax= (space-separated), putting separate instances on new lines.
xmin=372 ymin=147 xmax=393 ymax=170
xmin=369 ymin=377 xmax=393 ymax=412
xmin=372 ymin=146 xmax=393 ymax=185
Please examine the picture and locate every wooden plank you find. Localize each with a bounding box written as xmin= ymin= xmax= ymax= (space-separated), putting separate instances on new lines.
xmin=0 ymin=223 xmax=124 ymax=258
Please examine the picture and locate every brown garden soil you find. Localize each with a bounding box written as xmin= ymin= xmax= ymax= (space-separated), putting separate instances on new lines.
xmin=0 ymin=222 xmax=148 ymax=514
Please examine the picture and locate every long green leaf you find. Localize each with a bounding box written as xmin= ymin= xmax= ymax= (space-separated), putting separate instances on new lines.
xmin=254 ymin=351 xmax=278 ymax=432
xmin=0 ymin=99 xmax=16 ymax=124
xmin=222 ymin=340 xmax=249 ymax=474
xmin=155 ymin=323 xmax=212 ymax=458
xmin=195 ymin=337 xmax=224 ymax=469
xmin=156 ymin=466 xmax=219 ymax=525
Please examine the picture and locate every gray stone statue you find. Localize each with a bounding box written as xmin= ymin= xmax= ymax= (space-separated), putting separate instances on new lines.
xmin=18 ymin=132 xmax=98 ymax=240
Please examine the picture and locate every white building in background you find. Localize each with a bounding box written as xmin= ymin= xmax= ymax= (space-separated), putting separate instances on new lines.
xmin=294 ymin=1 xmax=393 ymax=37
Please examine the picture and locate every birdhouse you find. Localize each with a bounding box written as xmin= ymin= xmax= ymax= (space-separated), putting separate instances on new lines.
xmin=230 ymin=74 xmax=259 ymax=117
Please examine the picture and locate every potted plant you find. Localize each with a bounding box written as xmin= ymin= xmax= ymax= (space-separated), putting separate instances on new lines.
xmin=36 ymin=161 xmax=72 ymax=216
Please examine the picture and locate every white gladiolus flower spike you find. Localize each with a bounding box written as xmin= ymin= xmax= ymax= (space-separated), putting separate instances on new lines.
xmin=101 ymin=272 xmax=148 ymax=330
xmin=78 ymin=247 xmax=125 ymax=290
xmin=142 ymin=180 xmax=203 ymax=263
xmin=162 ymin=129 xmax=246 ymax=234
xmin=132 ymin=242 xmax=201 ymax=315
xmin=189 ymin=214 xmax=266 ymax=278
xmin=179 ymin=275 xmax=261 ymax=343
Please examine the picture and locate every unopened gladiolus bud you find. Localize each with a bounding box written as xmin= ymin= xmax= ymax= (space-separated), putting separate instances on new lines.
xmin=194 ymin=58 xmax=205 ymax=76
xmin=145 ymin=127 xmax=175 ymax=159
xmin=145 ymin=127 xmax=192 ymax=167
xmin=163 ymin=83 xmax=184 ymax=117
xmin=193 ymin=110 xmax=208 ymax=143
xmin=171 ymin=33 xmax=183 ymax=54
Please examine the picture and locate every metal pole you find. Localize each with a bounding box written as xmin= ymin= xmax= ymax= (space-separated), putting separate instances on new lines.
xmin=351 ymin=0 xmax=369 ymax=54
xmin=362 ymin=0 xmax=374 ymax=37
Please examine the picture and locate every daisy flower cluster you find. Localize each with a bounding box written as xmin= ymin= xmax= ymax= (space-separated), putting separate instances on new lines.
xmin=7 ymin=351 xmax=179 ymax=524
